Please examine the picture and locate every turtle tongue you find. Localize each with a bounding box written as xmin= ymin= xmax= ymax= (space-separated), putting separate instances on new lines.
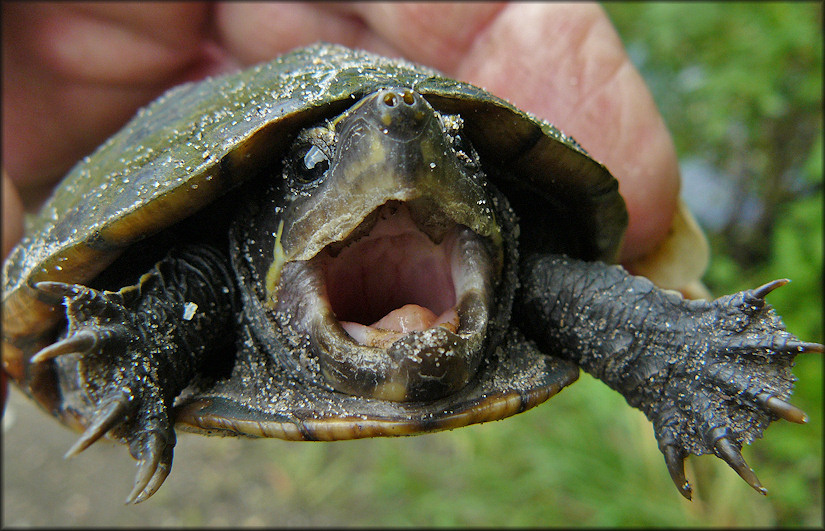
xmin=340 ymin=305 xmax=460 ymax=348
xmin=372 ymin=304 xmax=439 ymax=332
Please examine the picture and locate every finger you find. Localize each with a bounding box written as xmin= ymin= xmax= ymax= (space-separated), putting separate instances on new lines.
xmin=68 ymin=3 xmax=210 ymax=55
xmin=215 ymin=3 xmax=380 ymax=64
xmin=2 ymin=172 xmax=24 ymax=260
xmin=2 ymin=3 xmax=223 ymax=200
xmin=341 ymin=3 xmax=507 ymax=72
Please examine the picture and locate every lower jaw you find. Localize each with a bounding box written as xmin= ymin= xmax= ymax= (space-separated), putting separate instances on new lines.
xmin=314 ymin=310 xmax=486 ymax=402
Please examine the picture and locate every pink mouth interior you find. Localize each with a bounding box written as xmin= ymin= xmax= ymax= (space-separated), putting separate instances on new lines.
xmin=322 ymin=203 xmax=459 ymax=345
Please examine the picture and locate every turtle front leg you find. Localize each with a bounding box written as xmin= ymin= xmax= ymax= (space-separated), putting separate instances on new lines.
xmin=31 ymin=244 xmax=238 ymax=504
xmin=516 ymin=254 xmax=822 ymax=500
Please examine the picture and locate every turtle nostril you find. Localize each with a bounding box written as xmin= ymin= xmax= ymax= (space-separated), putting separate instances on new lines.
xmin=383 ymin=92 xmax=398 ymax=107
xmin=402 ymin=90 xmax=415 ymax=105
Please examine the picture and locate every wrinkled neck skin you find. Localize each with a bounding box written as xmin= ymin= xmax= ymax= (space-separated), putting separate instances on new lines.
xmin=233 ymin=88 xmax=519 ymax=403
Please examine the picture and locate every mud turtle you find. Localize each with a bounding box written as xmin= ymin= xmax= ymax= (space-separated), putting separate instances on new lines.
xmin=2 ymin=43 xmax=820 ymax=504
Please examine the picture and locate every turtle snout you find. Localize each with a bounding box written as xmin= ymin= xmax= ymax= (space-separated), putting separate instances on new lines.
xmin=373 ymin=88 xmax=430 ymax=140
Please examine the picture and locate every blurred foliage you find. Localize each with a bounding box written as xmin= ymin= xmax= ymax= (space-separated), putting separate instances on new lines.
xmin=606 ymin=2 xmax=822 ymax=268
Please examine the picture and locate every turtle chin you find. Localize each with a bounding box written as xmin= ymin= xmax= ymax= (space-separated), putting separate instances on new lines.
xmin=273 ymin=200 xmax=497 ymax=402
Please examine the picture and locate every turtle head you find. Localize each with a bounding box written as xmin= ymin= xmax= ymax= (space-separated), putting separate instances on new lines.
xmin=256 ymin=87 xmax=509 ymax=402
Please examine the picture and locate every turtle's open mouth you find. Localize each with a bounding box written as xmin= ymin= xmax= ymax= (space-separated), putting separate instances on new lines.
xmin=273 ymin=199 xmax=497 ymax=402
xmin=320 ymin=200 xmax=488 ymax=348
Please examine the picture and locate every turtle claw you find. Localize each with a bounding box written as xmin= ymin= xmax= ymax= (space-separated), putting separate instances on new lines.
xmin=126 ymin=431 xmax=175 ymax=505
xmin=65 ymin=392 xmax=134 ymax=458
xmin=758 ymin=393 xmax=808 ymax=424
xmin=663 ymin=445 xmax=692 ymax=501
xmin=750 ymin=278 xmax=790 ymax=300
xmin=136 ymin=450 xmax=173 ymax=504
xmin=34 ymin=280 xmax=82 ymax=299
xmin=714 ymin=437 xmax=767 ymax=495
xmin=790 ymin=341 xmax=824 ymax=354
xmin=31 ymin=330 xmax=98 ymax=363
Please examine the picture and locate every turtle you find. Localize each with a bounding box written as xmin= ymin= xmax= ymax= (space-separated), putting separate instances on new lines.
xmin=2 ymin=43 xmax=821 ymax=505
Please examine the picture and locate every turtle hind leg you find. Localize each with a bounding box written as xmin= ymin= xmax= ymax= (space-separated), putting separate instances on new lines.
xmin=516 ymin=254 xmax=822 ymax=498
xmin=32 ymin=244 xmax=238 ymax=504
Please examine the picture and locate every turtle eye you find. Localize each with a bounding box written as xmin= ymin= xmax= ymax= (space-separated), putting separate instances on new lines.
xmin=448 ymin=131 xmax=480 ymax=171
xmin=440 ymin=114 xmax=480 ymax=171
xmin=294 ymin=143 xmax=330 ymax=185
xmin=449 ymin=131 xmax=470 ymax=157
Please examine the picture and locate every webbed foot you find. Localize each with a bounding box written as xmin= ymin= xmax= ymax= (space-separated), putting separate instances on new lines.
xmin=650 ymin=279 xmax=822 ymax=499
xmin=32 ymin=281 xmax=177 ymax=504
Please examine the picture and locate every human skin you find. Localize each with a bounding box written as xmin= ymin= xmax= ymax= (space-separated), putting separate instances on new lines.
xmin=1 ymin=1 xmax=681 ymax=404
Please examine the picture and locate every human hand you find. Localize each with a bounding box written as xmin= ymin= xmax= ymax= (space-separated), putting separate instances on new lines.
xmin=2 ymin=2 xmax=679 ymax=264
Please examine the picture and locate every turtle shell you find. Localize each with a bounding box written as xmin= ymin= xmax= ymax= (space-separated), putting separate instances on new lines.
xmin=2 ymin=43 xmax=626 ymax=432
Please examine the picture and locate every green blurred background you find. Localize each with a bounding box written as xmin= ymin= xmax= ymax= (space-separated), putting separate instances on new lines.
xmin=3 ymin=2 xmax=822 ymax=526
